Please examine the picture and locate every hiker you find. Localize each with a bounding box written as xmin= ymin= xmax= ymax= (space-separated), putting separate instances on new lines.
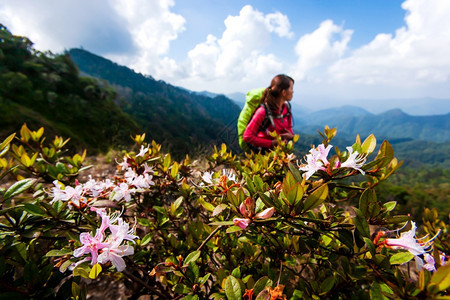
xmin=242 ymin=74 xmax=295 ymax=150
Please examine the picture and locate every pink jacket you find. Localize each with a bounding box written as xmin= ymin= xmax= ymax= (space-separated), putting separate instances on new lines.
xmin=243 ymin=104 xmax=293 ymax=148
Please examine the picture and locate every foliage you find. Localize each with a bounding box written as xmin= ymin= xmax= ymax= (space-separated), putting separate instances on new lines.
xmin=1 ymin=124 xmax=448 ymax=299
xmin=376 ymin=166 xmax=450 ymax=223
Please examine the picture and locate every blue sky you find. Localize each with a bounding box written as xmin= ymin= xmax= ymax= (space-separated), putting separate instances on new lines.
xmin=1 ymin=0 xmax=449 ymax=114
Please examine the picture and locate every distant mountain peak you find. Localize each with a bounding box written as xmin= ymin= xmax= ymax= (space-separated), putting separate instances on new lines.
xmin=379 ymin=108 xmax=408 ymax=117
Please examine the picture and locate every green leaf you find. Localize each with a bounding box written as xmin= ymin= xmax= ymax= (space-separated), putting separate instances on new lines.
xmin=170 ymin=161 xmax=179 ymax=178
xmin=288 ymin=163 xmax=303 ymax=183
xmin=140 ymin=232 xmax=153 ymax=246
xmin=389 ymin=252 xmax=415 ymax=265
xmin=320 ymin=276 xmax=335 ymax=293
xmin=46 ymin=249 xmax=73 ymax=257
xmin=370 ymin=282 xmax=384 ymax=300
xmin=383 ymin=201 xmax=397 ymax=212
xmin=428 ymin=264 xmax=450 ymax=292
xmin=199 ymin=273 xmax=211 ymax=286
xmin=163 ymin=154 xmax=171 ymax=171
xmin=198 ymin=196 xmax=215 ymax=212
xmin=72 ymin=282 xmax=81 ymax=297
xmin=361 ymin=134 xmax=376 ymax=155
xmin=184 ymin=250 xmax=201 ymax=266
xmin=226 ymin=226 xmax=243 ymax=234
xmin=209 ymin=221 xmax=234 ymax=226
xmin=253 ymin=175 xmax=264 ymax=192
xmin=73 ymin=264 xmax=90 ymax=278
xmin=212 ymin=204 xmax=228 ymax=217
xmin=227 ymin=190 xmax=239 ymax=208
xmin=253 ymin=276 xmax=273 ymax=296
xmin=363 ymin=237 xmax=376 ymax=256
xmin=173 ymin=283 xmax=192 ymax=294
xmin=386 ymin=215 xmax=411 ymax=224
xmin=287 ymin=183 xmax=304 ymax=206
xmin=0 ymin=133 xmax=15 ymax=157
xmin=89 ymin=263 xmax=102 ymax=279
xmin=359 ymin=189 xmax=375 ymax=218
xmin=225 ymin=275 xmax=242 ymax=300
xmin=231 ymin=266 xmax=241 ymax=279
xmin=3 ymin=178 xmax=36 ymax=201
xmin=354 ymin=208 xmax=370 ymax=238
xmin=303 ymin=184 xmax=328 ymax=212
xmin=245 ymin=175 xmax=256 ymax=195
xmin=22 ymin=203 xmax=46 ymax=217
xmin=337 ymin=229 xmax=354 ymax=249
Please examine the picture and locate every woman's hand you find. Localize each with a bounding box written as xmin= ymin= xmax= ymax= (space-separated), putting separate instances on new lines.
xmin=280 ymin=132 xmax=294 ymax=140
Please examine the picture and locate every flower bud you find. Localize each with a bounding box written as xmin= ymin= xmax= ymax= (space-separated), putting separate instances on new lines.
xmin=255 ymin=207 xmax=275 ymax=219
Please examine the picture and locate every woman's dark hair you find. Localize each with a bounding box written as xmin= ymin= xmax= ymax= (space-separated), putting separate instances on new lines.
xmin=261 ymin=74 xmax=294 ymax=112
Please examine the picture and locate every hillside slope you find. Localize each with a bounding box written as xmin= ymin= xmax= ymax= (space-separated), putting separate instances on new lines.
xmin=68 ymin=48 xmax=242 ymax=155
xmin=0 ymin=25 xmax=139 ymax=152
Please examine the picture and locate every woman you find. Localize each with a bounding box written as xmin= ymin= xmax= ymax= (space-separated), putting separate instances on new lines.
xmin=243 ymin=74 xmax=295 ymax=150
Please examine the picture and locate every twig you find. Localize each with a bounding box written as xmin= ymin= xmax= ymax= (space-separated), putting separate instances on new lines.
xmin=196 ymin=225 xmax=224 ymax=252
xmin=122 ymin=269 xmax=169 ymax=299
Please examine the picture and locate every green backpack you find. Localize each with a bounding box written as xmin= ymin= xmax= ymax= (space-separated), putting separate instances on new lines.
xmin=237 ymin=88 xmax=274 ymax=152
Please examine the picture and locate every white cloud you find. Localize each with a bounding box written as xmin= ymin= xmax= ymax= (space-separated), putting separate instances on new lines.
xmin=180 ymin=5 xmax=291 ymax=92
xmin=1 ymin=0 xmax=449 ymax=102
xmin=107 ymin=0 xmax=186 ymax=77
xmin=0 ymin=0 xmax=134 ymax=55
xmin=292 ymin=20 xmax=353 ymax=81
xmin=327 ymin=0 xmax=450 ymax=87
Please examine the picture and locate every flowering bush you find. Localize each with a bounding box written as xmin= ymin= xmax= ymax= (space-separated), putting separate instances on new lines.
xmin=0 ymin=124 xmax=448 ymax=299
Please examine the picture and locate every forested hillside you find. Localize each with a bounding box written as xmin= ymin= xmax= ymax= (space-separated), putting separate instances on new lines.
xmin=68 ymin=48 xmax=242 ymax=156
xmin=0 ymin=25 xmax=139 ymax=152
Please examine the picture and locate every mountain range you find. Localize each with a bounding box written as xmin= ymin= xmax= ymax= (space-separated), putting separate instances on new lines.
xmin=69 ymin=47 xmax=449 ymax=149
xmin=214 ymin=91 xmax=450 ymax=143
xmin=1 ymin=24 xmax=448 ymax=166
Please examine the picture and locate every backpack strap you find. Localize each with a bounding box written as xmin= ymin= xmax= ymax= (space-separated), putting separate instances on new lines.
xmin=258 ymin=103 xmax=275 ymax=133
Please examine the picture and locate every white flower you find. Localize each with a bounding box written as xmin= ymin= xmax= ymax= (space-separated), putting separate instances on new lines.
xmin=201 ymin=171 xmax=215 ymax=184
xmin=340 ymin=146 xmax=366 ymax=175
xmin=112 ymin=183 xmax=136 ymax=202
xmin=222 ymin=169 xmax=236 ymax=182
xmin=136 ymin=145 xmax=149 ymax=158
xmin=117 ymin=156 xmax=129 ymax=170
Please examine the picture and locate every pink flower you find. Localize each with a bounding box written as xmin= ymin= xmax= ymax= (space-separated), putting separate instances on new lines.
xmin=239 ymin=202 xmax=250 ymax=218
xmin=381 ymin=221 xmax=441 ymax=271
xmin=72 ymin=210 xmax=138 ymax=272
xmin=73 ymin=230 xmax=107 ymax=265
xmin=233 ymin=218 xmax=251 ymax=229
xmin=117 ymin=156 xmax=130 ymax=170
xmin=233 ymin=199 xmax=275 ymax=230
xmin=384 ymin=222 xmax=428 ymax=256
xmin=316 ymin=144 xmax=333 ymax=165
xmin=422 ymin=253 xmax=436 ymax=271
xmin=51 ymin=180 xmax=84 ymax=203
xmin=299 ymin=144 xmax=333 ymax=180
xmin=255 ymin=207 xmax=275 ymax=219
